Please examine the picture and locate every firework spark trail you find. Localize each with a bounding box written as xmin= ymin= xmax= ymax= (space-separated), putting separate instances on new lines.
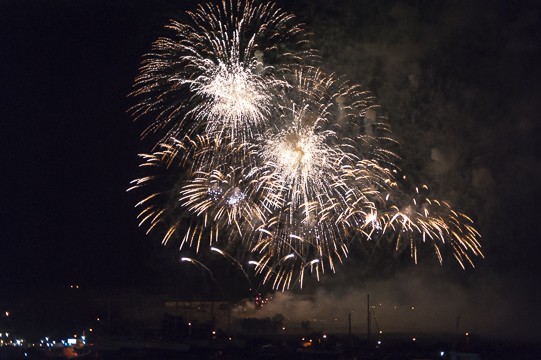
xmin=129 ymin=0 xmax=483 ymax=291
xmin=181 ymin=256 xmax=217 ymax=282
xmin=130 ymin=0 xmax=316 ymax=144
xmin=362 ymin=179 xmax=484 ymax=268
xmin=211 ymin=246 xmax=253 ymax=286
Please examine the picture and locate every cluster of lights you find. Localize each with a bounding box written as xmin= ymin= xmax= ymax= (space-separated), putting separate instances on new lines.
xmin=0 ymin=333 xmax=28 ymax=348
xmin=0 ymin=335 xmax=88 ymax=349
xmin=300 ymin=333 xmax=329 ymax=348
xmin=254 ymin=293 xmax=270 ymax=309
xmin=0 ymin=332 xmax=11 ymax=346
xmin=0 ymin=329 xmax=94 ymax=352
xmin=39 ymin=337 xmax=57 ymax=348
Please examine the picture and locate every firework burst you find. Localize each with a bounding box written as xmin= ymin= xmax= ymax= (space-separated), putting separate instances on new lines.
xmin=129 ymin=135 xmax=266 ymax=254
xmin=130 ymin=0 xmax=316 ymax=144
xmin=247 ymin=67 xmax=397 ymax=289
xmin=129 ymin=0 xmax=483 ymax=291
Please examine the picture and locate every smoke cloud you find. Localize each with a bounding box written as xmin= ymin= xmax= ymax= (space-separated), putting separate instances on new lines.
xmin=237 ymin=266 xmax=538 ymax=342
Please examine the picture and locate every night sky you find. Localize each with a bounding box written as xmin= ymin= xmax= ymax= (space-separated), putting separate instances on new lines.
xmin=2 ymin=0 xmax=541 ymax=341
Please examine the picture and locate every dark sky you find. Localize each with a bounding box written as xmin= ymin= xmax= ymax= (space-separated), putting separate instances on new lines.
xmin=2 ymin=1 xmax=156 ymax=291
xmin=2 ymin=0 xmax=541 ymax=341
